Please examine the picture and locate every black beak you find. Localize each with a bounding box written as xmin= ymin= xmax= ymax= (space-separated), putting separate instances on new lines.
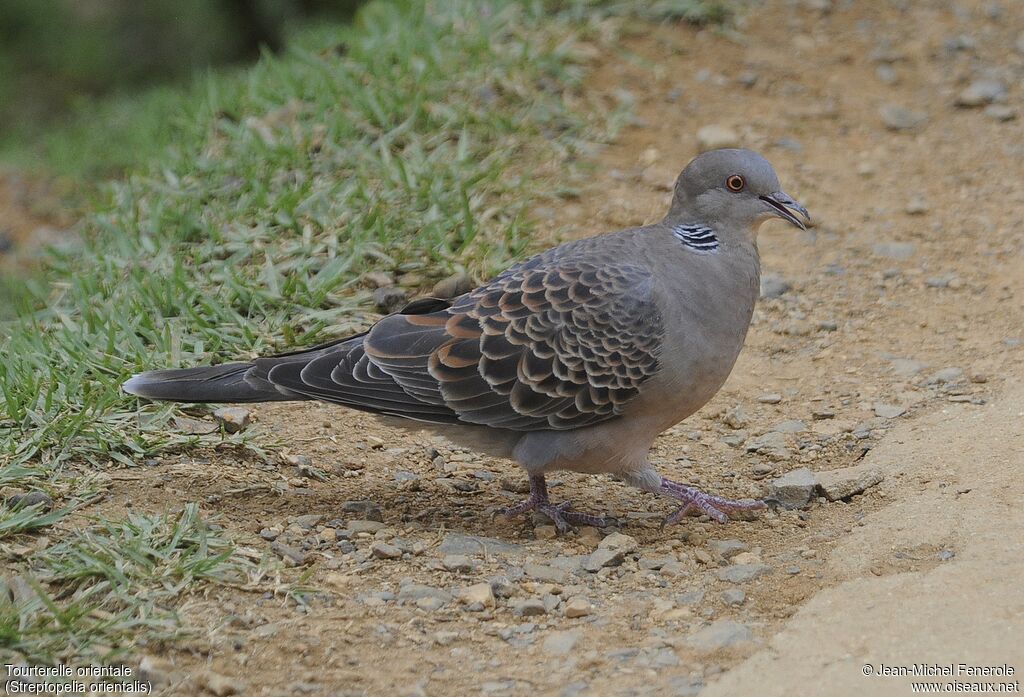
xmin=759 ymin=192 xmax=811 ymax=230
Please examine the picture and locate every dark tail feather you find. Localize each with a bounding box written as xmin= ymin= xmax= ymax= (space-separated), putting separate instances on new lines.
xmin=122 ymin=363 xmax=299 ymax=403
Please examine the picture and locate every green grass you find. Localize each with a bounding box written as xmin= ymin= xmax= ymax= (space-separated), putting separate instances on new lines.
xmin=0 ymin=0 xmax=729 ymax=669
xmin=1 ymin=503 xmax=261 ymax=665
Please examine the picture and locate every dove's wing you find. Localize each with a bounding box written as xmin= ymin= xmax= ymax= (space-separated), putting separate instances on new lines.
xmin=263 ymin=256 xmax=665 ymax=430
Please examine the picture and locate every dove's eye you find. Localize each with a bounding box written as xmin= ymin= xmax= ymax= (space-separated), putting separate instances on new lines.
xmin=726 ymin=175 xmax=745 ymax=192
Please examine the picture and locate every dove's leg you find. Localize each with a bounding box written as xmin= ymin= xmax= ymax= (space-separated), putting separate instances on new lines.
xmin=623 ymin=468 xmax=765 ymax=525
xmin=501 ymin=474 xmax=609 ymax=533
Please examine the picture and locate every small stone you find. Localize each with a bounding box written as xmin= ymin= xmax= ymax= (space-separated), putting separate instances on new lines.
xmin=511 ymin=598 xmax=547 ymax=617
xmin=398 ymin=584 xmax=451 ymax=605
xmin=213 ymin=407 xmax=251 ymax=433
xmin=709 ymin=539 xmax=748 ymax=560
xmin=716 ymin=564 xmax=770 ymax=583
xmin=721 ymin=589 xmax=746 ymax=606
xmin=533 ymin=524 xmax=558 ymax=540
xmin=197 ymin=670 xmax=243 ymax=696
xmin=815 ymin=465 xmax=884 ymax=501
xmin=757 ymin=393 xmax=782 ymax=404
xmin=371 ymin=542 xmax=402 ymax=559
xmin=294 ymin=513 xmax=323 ymax=529
xmin=416 ymin=596 xmax=445 ymax=611
xmin=746 ymin=431 xmax=792 ymax=459
xmin=543 ymin=630 xmax=581 ymax=655
xmin=872 ymin=242 xmax=916 ymax=260
xmin=767 ymin=468 xmax=816 ymax=508
xmin=584 ymin=548 xmax=623 ymax=572
xmin=772 ymin=419 xmax=806 ymax=434
xmin=361 ymin=271 xmax=395 ymax=288
xmin=6 ymin=492 xmax=54 ymax=511
xmin=443 ymin=554 xmax=474 ymax=572
xmin=873 ymin=403 xmax=906 ymax=419
xmin=985 ymin=104 xmax=1017 ymax=121
xmin=524 ymin=563 xmax=569 ymax=584
xmin=347 ymin=520 xmax=386 ymax=534
xmin=890 ymin=358 xmax=929 ymax=377
xmin=879 ymin=104 xmax=928 ymax=131
xmin=439 ymin=533 xmax=522 ymax=557
xmin=955 ymin=80 xmax=1006 ymax=107
xmin=270 ymin=541 xmax=306 ymax=565
xmin=721 ymin=405 xmax=750 ymax=429
xmin=457 ymin=583 xmax=495 ymax=609
xmin=752 ymin=463 xmax=774 ymax=477
xmin=812 ymin=409 xmax=835 ymax=420
xmin=373 ymin=286 xmax=408 ymax=314
xmin=737 ymin=71 xmax=759 ymax=87
xmin=876 ymin=64 xmax=898 ymax=84
xmin=905 ymin=197 xmax=929 ymax=215
xmin=696 ymin=124 xmax=740 ymax=152
xmin=564 ymin=596 xmax=593 ymax=618
xmin=760 ymin=274 xmax=791 ymax=299
xmin=685 ymin=620 xmax=753 ymax=652
xmin=926 ymin=367 xmax=965 ymax=385
xmin=432 ymin=272 xmax=474 ymax=299
xmin=597 ymin=531 xmax=638 ymax=554
xmin=341 ymin=500 xmax=384 ymax=522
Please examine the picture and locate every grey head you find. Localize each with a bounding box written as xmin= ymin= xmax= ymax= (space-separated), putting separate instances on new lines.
xmin=666 ymin=149 xmax=810 ymax=238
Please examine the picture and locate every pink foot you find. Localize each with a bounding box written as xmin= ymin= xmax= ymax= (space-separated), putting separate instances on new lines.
xmin=660 ymin=477 xmax=765 ymax=525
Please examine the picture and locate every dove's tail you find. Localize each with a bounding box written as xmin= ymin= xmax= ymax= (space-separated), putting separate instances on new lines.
xmin=122 ymin=363 xmax=299 ymax=403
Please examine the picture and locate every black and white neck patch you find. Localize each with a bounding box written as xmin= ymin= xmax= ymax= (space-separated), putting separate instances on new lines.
xmin=672 ymin=224 xmax=719 ymax=253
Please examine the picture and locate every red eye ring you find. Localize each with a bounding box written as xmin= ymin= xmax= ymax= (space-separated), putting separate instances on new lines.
xmin=726 ymin=175 xmax=745 ymax=192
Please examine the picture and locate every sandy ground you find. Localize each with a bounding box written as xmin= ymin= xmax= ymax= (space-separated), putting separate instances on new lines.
xmin=26 ymin=0 xmax=1024 ymax=695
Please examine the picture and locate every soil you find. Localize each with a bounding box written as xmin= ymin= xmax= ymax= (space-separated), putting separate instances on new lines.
xmin=54 ymin=0 xmax=1024 ymax=695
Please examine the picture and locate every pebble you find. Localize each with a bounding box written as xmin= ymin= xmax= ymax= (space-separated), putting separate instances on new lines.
xmin=685 ymin=620 xmax=753 ymax=652
xmin=955 ymin=80 xmax=1005 ymax=107
xmin=443 ymin=554 xmax=474 ymax=572
xmin=925 ymin=367 xmax=964 ymax=385
xmin=879 ymin=104 xmax=928 ymax=131
xmin=564 ymin=596 xmax=593 ymax=618
xmin=6 ymin=492 xmax=54 ymax=511
xmin=815 ymin=465 xmax=884 ymax=501
xmin=584 ymin=547 xmax=625 ymax=572
xmin=511 ymin=598 xmax=547 ymax=617
xmin=294 ymin=514 xmax=322 ymax=529
xmin=341 ymin=500 xmax=384 ymax=522
xmin=670 ymin=676 xmax=705 ymax=697
xmin=196 ymin=670 xmax=243 ymax=696
xmin=872 ymin=242 xmax=916 ymax=260
xmin=874 ymin=403 xmax=906 ymax=418
xmin=709 ymin=539 xmax=748 ymax=560
xmin=745 ymin=431 xmax=791 ymax=459
xmin=398 ymin=584 xmax=451 ymax=605
xmin=543 ymin=630 xmax=581 ymax=656
xmin=270 ymin=541 xmax=306 ymax=565
xmin=721 ymin=405 xmax=750 ymax=429
xmin=347 ymin=520 xmax=386 ymax=534
xmin=985 ymin=104 xmax=1017 ymax=121
xmin=905 ymin=197 xmax=929 ymax=215
xmin=524 ymin=563 xmax=569 ymax=584
xmin=716 ymin=564 xmax=770 ymax=584
xmin=721 ymin=588 xmax=746 ymax=606
xmin=757 ymin=393 xmax=782 ymax=404
xmin=457 ymin=583 xmax=495 ymax=609
xmin=772 ymin=419 xmax=806 ymax=434
xmin=371 ymin=542 xmax=402 ymax=560
xmin=373 ymin=286 xmax=408 ymax=313
xmin=439 ymin=533 xmax=522 ymax=557
xmin=760 ymin=274 xmax=791 ymax=299
xmin=213 ymin=407 xmax=251 ymax=433
xmin=889 ymin=358 xmax=928 ymax=377
xmin=767 ymin=468 xmax=816 ymax=508
xmin=361 ymin=271 xmax=395 ymax=288
xmin=696 ymin=124 xmax=740 ymax=152
xmin=432 ymin=272 xmax=474 ymax=299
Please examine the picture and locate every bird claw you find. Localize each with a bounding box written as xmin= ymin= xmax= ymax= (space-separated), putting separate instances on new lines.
xmin=499 ymin=475 xmax=609 ymax=533
xmin=660 ymin=477 xmax=766 ymax=526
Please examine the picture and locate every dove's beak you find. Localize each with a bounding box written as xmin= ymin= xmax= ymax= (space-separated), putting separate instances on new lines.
xmin=759 ymin=192 xmax=811 ymax=230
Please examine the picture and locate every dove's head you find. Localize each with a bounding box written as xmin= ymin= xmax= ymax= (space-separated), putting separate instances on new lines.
xmin=668 ymin=149 xmax=810 ymax=235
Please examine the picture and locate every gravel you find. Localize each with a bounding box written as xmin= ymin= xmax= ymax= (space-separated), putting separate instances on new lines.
xmin=685 ymin=620 xmax=754 ymax=651
xmin=716 ymin=564 xmax=771 ymax=584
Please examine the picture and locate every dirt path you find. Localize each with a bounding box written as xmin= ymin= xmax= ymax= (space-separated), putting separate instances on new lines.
xmin=110 ymin=1 xmax=1023 ymax=695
